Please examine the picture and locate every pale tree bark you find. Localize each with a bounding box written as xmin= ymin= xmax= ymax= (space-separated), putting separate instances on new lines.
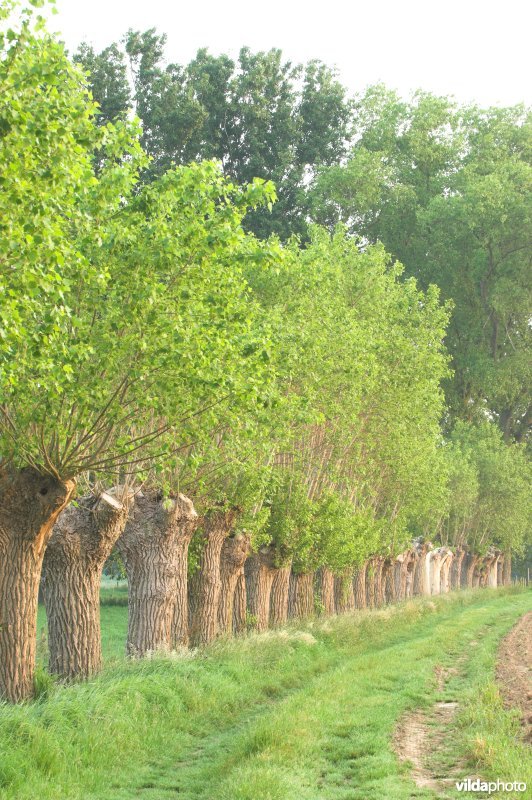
xmin=217 ymin=533 xmax=250 ymax=636
xmin=334 ymin=571 xmax=355 ymax=613
xmin=430 ymin=549 xmax=444 ymax=595
xmin=288 ymin=572 xmax=314 ymax=619
xmin=189 ymin=509 xmax=237 ymax=647
xmin=0 ymin=467 xmax=75 ymax=702
xmin=412 ymin=542 xmax=431 ymax=596
xmin=118 ymin=492 xmax=198 ymax=656
xmin=232 ymin=571 xmax=247 ymax=634
xmin=245 ymin=548 xmax=277 ymax=632
xmin=439 ymin=550 xmax=453 ymax=593
xmin=422 ymin=549 xmax=434 ymax=595
xmin=43 ymin=488 xmax=132 ymax=680
xmin=315 ymin=566 xmax=335 ymax=615
xmin=450 ymin=547 xmax=466 ymax=591
xmin=353 ymin=562 xmax=367 ymax=609
xmin=487 ymin=553 xmax=501 ymax=588
xmin=269 ymin=562 xmax=292 ymax=626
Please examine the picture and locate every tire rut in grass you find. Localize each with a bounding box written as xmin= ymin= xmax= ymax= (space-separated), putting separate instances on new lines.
xmin=394 ymin=660 xmax=477 ymax=798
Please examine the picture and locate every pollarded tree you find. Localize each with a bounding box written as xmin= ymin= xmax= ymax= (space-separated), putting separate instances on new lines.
xmin=0 ymin=3 xmax=279 ymax=700
xmin=243 ymin=225 xmax=450 ymax=621
xmin=42 ymin=485 xmax=134 ymax=679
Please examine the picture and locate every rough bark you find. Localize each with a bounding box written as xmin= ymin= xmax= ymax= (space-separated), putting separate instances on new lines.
xmin=245 ymin=548 xmax=277 ymax=631
xmin=117 ymin=492 xmax=198 ymax=656
xmin=0 ymin=467 xmax=75 ymax=702
xmin=217 ymin=533 xmax=250 ymax=636
xmin=430 ymin=549 xmax=444 ymax=594
xmin=497 ymin=554 xmax=506 ymax=586
xmin=43 ymin=488 xmax=132 ymax=680
xmin=480 ymin=554 xmax=498 ymax=588
xmin=439 ymin=550 xmax=453 ymax=593
xmin=315 ymin=566 xmax=335 ymax=615
xmin=365 ymin=558 xmax=376 ymax=608
xmin=269 ymin=562 xmax=292 ymax=626
xmin=502 ymin=551 xmax=512 ymax=585
xmin=450 ymin=547 xmax=466 ymax=591
xmin=189 ymin=509 xmax=237 ymax=647
xmin=461 ymin=552 xmax=479 ymax=588
xmin=334 ymin=571 xmax=355 ymax=614
xmin=373 ymin=557 xmax=385 ymax=606
xmin=404 ymin=551 xmax=417 ymax=598
xmin=472 ymin=562 xmax=482 ymax=588
xmin=487 ymin=554 xmax=500 ymax=588
xmin=393 ymin=554 xmax=405 ymax=602
xmin=382 ymin=558 xmax=395 ymax=604
xmin=232 ymin=570 xmax=247 ymax=634
xmin=412 ymin=543 xmax=430 ymax=596
xmin=353 ymin=562 xmax=367 ymax=609
xmin=288 ymin=571 xmax=314 ymax=619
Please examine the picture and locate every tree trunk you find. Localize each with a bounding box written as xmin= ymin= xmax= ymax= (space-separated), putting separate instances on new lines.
xmin=412 ymin=543 xmax=429 ymax=596
xmin=382 ymin=559 xmax=395 ymax=604
xmin=374 ymin=557 xmax=385 ymax=607
xmin=462 ymin=553 xmax=478 ymax=588
xmin=450 ymin=547 xmax=465 ymax=591
xmin=232 ymin=570 xmax=247 ymax=634
xmin=189 ymin=509 xmax=237 ymax=647
xmin=269 ymin=563 xmax=292 ymax=626
xmin=334 ymin=571 xmax=355 ymax=613
xmin=497 ymin=554 xmax=506 ymax=586
xmin=0 ymin=468 xmax=75 ymax=702
xmin=43 ymin=488 xmax=131 ymax=680
xmin=393 ymin=554 xmax=405 ymax=602
xmin=405 ymin=553 xmax=416 ymax=598
xmin=217 ymin=533 xmax=251 ymax=636
xmin=421 ymin=549 xmax=434 ymax=595
xmin=430 ymin=550 xmax=444 ymax=594
xmin=503 ymin=551 xmax=511 ymax=585
xmin=353 ymin=562 xmax=367 ymax=609
xmin=117 ymin=493 xmax=198 ymax=656
xmin=245 ymin=549 xmax=277 ymax=632
xmin=288 ymin=572 xmax=314 ymax=619
xmin=315 ymin=566 xmax=335 ymax=615
xmin=440 ymin=551 xmax=453 ymax=593
xmin=365 ymin=559 xmax=376 ymax=608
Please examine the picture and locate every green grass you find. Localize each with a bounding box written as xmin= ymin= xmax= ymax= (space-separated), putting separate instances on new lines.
xmin=3 ymin=588 xmax=530 ymax=800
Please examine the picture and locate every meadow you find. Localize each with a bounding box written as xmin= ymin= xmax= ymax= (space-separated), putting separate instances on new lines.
xmin=2 ymin=587 xmax=530 ymax=800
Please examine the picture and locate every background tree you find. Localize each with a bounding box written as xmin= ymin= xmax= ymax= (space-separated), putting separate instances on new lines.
xmin=76 ymin=34 xmax=352 ymax=239
xmin=311 ymin=88 xmax=531 ymax=441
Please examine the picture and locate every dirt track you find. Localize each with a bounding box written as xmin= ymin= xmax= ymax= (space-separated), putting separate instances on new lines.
xmin=496 ymin=610 xmax=532 ymax=742
xmin=394 ymin=611 xmax=531 ymax=796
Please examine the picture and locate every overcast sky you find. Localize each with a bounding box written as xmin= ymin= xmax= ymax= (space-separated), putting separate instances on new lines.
xmin=47 ymin=0 xmax=530 ymax=107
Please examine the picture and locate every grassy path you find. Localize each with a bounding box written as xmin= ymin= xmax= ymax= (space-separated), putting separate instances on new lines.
xmin=2 ymin=589 xmax=530 ymax=799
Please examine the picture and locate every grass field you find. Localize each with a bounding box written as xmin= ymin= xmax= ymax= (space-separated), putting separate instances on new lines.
xmin=3 ymin=588 xmax=530 ymax=800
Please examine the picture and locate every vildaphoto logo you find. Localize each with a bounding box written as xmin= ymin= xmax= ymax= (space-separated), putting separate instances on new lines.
xmin=455 ymin=778 xmax=527 ymax=794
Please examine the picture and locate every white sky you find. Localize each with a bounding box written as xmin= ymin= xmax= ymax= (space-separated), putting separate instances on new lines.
xmin=47 ymin=0 xmax=530 ymax=107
